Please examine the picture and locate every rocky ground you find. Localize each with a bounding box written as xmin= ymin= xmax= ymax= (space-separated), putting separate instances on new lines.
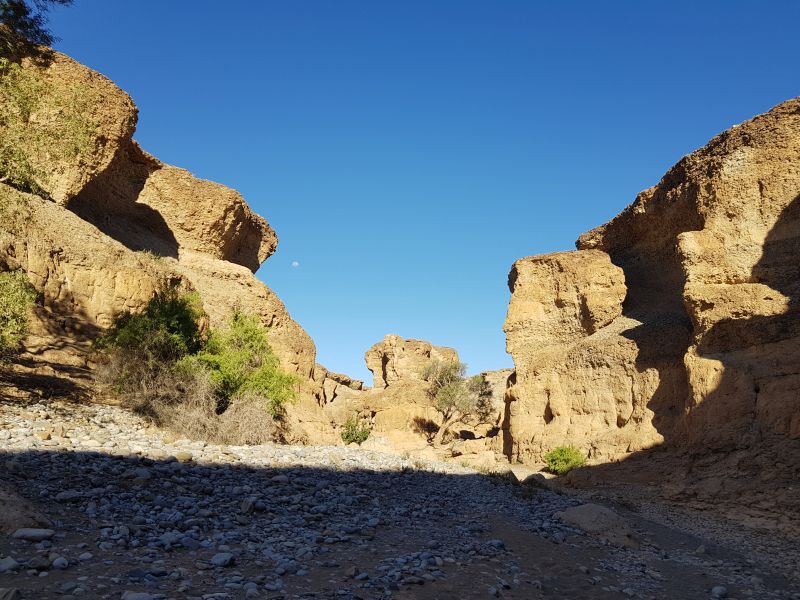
xmin=0 ymin=399 xmax=798 ymax=600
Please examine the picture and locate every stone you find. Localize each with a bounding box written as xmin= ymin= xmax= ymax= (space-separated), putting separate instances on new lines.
xmin=555 ymin=504 xmax=639 ymax=548
xmin=0 ymin=558 xmax=19 ymax=573
xmin=51 ymin=557 xmax=68 ymax=569
xmin=711 ymin=586 xmax=728 ymax=598
xmin=121 ymin=593 xmax=156 ymax=600
xmin=0 ymin=485 xmax=48 ymax=535
xmin=12 ymin=528 xmax=55 ymax=541
xmin=175 ymin=451 xmax=193 ymax=463
xmin=210 ymin=552 xmax=235 ymax=567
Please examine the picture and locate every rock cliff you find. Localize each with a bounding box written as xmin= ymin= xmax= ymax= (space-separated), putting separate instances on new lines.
xmin=0 ymin=48 xmax=331 ymax=439
xmin=505 ymin=98 xmax=800 ymax=529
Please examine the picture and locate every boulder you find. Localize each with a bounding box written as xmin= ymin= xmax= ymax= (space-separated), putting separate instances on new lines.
xmin=0 ymin=484 xmax=49 ymax=535
xmin=67 ymin=141 xmax=276 ymax=272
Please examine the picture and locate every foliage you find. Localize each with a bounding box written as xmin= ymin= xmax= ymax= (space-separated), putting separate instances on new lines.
xmin=183 ymin=311 xmax=297 ymax=417
xmin=544 ymin=446 xmax=586 ymax=475
xmin=421 ymin=359 xmax=492 ymax=446
xmin=0 ymin=269 xmax=36 ymax=360
xmin=97 ymin=293 xmax=297 ymax=441
xmin=1 ymin=0 xmax=72 ymax=54
xmin=341 ymin=415 xmax=370 ymax=444
xmin=0 ymin=54 xmax=98 ymax=195
xmin=95 ymin=286 xmax=203 ymax=389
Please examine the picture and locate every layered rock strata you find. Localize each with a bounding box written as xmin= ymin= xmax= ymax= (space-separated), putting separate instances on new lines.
xmin=505 ymin=98 xmax=800 ymax=465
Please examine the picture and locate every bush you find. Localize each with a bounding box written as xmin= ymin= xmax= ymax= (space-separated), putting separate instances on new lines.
xmin=95 ymin=286 xmax=203 ymax=391
xmin=187 ymin=311 xmax=297 ymax=417
xmin=544 ymin=446 xmax=586 ymax=475
xmin=96 ymin=294 xmax=297 ymax=443
xmin=421 ymin=359 xmax=492 ymax=446
xmin=0 ymin=269 xmax=36 ymax=360
xmin=341 ymin=415 xmax=370 ymax=445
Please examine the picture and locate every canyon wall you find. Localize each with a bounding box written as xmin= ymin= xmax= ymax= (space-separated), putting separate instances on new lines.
xmin=505 ymin=98 xmax=800 ymax=465
xmin=0 ymin=49 xmax=331 ymax=440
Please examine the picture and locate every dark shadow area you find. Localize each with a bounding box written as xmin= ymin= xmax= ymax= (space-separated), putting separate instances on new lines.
xmin=0 ymin=446 xmax=581 ymax=600
xmin=501 ymin=371 xmax=516 ymax=461
xmin=0 ymin=285 xmax=102 ymax=405
xmin=0 ymin=444 xmax=796 ymax=599
xmin=67 ymin=141 xmax=179 ymax=259
xmin=411 ymin=416 xmax=437 ymax=442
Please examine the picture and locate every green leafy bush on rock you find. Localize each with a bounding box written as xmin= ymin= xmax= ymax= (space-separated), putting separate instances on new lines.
xmin=0 ymin=270 xmax=37 ymax=360
xmin=544 ymin=445 xmax=586 ymax=475
xmin=184 ymin=311 xmax=298 ymax=417
xmin=341 ymin=415 xmax=370 ymax=445
xmin=96 ymin=288 xmax=297 ymax=442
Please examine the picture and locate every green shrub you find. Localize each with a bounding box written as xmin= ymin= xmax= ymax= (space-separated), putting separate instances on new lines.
xmin=341 ymin=415 xmax=370 ymax=444
xmin=97 ymin=295 xmax=297 ymax=442
xmin=186 ymin=311 xmax=297 ymax=417
xmin=95 ymin=285 xmax=203 ymax=381
xmin=0 ymin=270 xmax=37 ymax=360
xmin=544 ymin=445 xmax=586 ymax=475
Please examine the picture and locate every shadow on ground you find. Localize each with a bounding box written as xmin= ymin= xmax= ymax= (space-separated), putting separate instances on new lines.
xmin=0 ymin=445 xmax=795 ymax=600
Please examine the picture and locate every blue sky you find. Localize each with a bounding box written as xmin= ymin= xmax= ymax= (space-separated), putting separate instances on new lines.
xmin=50 ymin=1 xmax=799 ymax=383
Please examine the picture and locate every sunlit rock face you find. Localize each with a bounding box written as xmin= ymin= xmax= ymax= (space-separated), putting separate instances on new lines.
xmin=0 ymin=48 xmax=334 ymax=442
xmin=505 ymin=98 xmax=800 ymax=462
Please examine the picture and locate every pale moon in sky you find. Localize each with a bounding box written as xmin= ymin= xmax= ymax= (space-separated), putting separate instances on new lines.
xmin=291 ymin=261 xmax=300 ymax=268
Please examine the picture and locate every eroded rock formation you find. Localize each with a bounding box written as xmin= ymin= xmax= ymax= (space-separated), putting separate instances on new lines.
xmin=505 ymin=98 xmax=800 ymax=466
xmin=0 ymin=48 xmax=331 ymax=440
xmin=365 ymin=334 xmax=459 ymax=388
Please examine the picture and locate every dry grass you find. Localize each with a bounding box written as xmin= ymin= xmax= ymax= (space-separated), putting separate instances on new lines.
xmin=96 ymin=355 xmax=278 ymax=445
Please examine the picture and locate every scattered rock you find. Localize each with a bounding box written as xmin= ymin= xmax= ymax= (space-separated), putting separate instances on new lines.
xmin=12 ymin=528 xmax=55 ymax=542
xmin=555 ymin=504 xmax=639 ymax=548
xmin=211 ymin=552 xmax=235 ymax=567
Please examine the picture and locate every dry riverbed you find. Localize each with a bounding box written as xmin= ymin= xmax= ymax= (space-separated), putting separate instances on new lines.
xmin=0 ymin=400 xmax=798 ymax=600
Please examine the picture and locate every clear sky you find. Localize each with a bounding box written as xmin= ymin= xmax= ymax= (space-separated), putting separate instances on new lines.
xmin=49 ymin=1 xmax=799 ymax=383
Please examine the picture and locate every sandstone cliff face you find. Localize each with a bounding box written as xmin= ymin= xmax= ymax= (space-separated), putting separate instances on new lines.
xmin=0 ymin=49 xmax=316 ymax=386
xmin=0 ymin=52 xmax=136 ymax=204
xmin=505 ymin=98 xmax=800 ymax=466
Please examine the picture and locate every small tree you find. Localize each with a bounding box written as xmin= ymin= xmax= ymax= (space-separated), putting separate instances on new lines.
xmin=1 ymin=0 xmax=72 ymax=55
xmin=0 ymin=269 xmax=36 ymax=360
xmin=421 ymin=359 xmax=492 ymax=446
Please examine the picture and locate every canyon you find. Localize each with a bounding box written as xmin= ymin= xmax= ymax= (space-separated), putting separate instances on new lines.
xmin=0 ymin=43 xmax=799 ymax=599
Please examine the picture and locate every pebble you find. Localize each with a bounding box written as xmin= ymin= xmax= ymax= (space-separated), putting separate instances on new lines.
xmin=12 ymin=528 xmax=55 ymax=542
xmin=121 ymin=593 xmax=156 ymax=600
xmin=712 ymin=585 xmax=729 ymax=598
xmin=211 ymin=552 xmax=235 ymax=567
xmin=0 ymin=400 xmax=796 ymax=600
xmin=0 ymin=558 xmax=19 ymax=573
